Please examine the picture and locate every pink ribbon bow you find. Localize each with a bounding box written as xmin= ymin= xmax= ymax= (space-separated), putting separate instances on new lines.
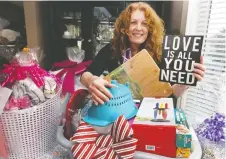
xmin=52 ymin=60 xmax=92 ymax=94
xmin=1 ymin=63 xmax=60 ymax=88
xmin=70 ymin=115 xmax=138 ymax=159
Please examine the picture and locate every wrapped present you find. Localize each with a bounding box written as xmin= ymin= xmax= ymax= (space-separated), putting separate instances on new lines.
xmin=132 ymin=98 xmax=177 ymax=158
xmin=70 ymin=115 xmax=138 ymax=159
xmin=0 ymin=49 xmax=62 ymax=159
xmin=176 ymin=147 xmax=191 ymax=158
xmin=194 ymin=113 xmax=225 ymax=159
xmin=0 ymin=47 xmax=61 ymax=110
xmin=175 ymin=109 xmax=192 ymax=149
xmin=176 ymin=124 xmax=192 ymax=149
xmin=175 ymin=108 xmax=189 ymax=127
xmin=51 ymin=42 xmax=91 ymax=120
xmin=51 ymin=59 xmax=92 ymax=135
xmin=51 ymin=40 xmax=91 ymax=94
xmin=195 ymin=113 xmax=225 ymax=142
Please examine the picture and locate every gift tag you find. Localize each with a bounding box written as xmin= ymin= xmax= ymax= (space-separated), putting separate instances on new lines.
xmin=0 ymin=86 xmax=12 ymax=114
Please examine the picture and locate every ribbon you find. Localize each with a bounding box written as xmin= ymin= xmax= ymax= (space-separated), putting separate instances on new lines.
xmin=52 ymin=60 xmax=92 ymax=93
xmin=195 ymin=113 xmax=225 ymax=142
xmin=1 ymin=63 xmax=61 ymax=88
xmin=70 ymin=115 xmax=138 ymax=159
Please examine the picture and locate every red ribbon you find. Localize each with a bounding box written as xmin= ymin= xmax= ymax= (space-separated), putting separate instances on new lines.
xmin=70 ymin=115 xmax=138 ymax=159
xmin=1 ymin=63 xmax=60 ymax=88
xmin=52 ymin=60 xmax=92 ymax=93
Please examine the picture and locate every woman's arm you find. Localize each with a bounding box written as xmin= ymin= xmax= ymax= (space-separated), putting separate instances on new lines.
xmin=172 ymin=84 xmax=189 ymax=97
xmin=81 ymin=72 xmax=113 ymax=105
xmin=80 ymin=43 xmax=114 ymax=105
xmin=80 ymin=43 xmax=113 ymax=87
xmin=80 ymin=72 xmax=98 ymax=88
xmin=84 ymin=43 xmax=113 ymax=76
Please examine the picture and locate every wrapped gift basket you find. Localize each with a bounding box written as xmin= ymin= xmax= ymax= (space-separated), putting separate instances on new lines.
xmin=0 ymin=48 xmax=62 ymax=159
xmin=0 ymin=88 xmax=61 ymax=159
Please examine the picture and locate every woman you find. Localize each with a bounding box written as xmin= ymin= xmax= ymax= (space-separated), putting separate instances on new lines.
xmin=81 ymin=2 xmax=205 ymax=105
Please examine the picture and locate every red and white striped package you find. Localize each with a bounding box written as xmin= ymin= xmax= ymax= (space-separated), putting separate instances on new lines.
xmin=70 ymin=115 xmax=138 ymax=159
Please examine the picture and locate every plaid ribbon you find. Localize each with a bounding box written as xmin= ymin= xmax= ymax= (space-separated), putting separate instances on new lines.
xmin=70 ymin=115 xmax=138 ymax=159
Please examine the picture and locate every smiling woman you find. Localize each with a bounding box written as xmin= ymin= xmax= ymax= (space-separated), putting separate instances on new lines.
xmin=112 ymin=2 xmax=164 ymax=62
xmin=127 ymin=10 xmax=149 ymax=55
xmin=80 ymin=2 xmax=166 ymax=104
xmin=80 ymin=2 xmax=206 ymax=105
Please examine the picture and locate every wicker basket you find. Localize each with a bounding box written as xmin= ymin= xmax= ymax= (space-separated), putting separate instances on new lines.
xmin=0 ymin=87 xmax=62 ymax=159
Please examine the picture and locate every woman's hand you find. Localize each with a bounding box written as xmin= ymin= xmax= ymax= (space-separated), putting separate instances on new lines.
xmin=88 ymin=78 xmax=113 ymax=105
xmin=173 ymin=56 xmax=206 ymax=97
xmin=193 ymin=56 xmax=206 ymax=81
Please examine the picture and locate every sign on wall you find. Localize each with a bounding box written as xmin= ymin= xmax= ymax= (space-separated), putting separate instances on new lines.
xmin=159 ymin=35 xmax=204 ymax=86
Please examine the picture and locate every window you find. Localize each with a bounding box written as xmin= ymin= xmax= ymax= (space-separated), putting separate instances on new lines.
xmin=180 ymin=0 xmax=226 ymax=121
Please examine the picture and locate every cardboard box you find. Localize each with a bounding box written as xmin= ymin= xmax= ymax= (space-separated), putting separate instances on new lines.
xmin=176 ymin=131 xmax=192 ymax=148
xmin=176 ymin=147 xmax=191 ymax=158
xmin=132 ymin=98 xmax=177 ymax=158
xmin=175 ymin=109 xmax=192 ymax=149
xmin=175 ymin=109 xmax=189 ymax=128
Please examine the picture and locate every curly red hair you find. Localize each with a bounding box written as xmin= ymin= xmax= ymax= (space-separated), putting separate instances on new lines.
xmin=112 ymin=2 xmax=165 ymax=63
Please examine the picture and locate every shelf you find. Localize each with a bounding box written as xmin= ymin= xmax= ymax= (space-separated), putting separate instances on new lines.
xmin=62 ymin=35 xmax=83 ymax=40
xmin=100 ymin=41 xmax=110 ymax=44
xmin=62 ymin=17 xmax=82 ymax=22
xmin=96 ymin=37 xmax=111 ymax=44
xmin=62 ymin=16 xmax=73 ymax=19
xmin=98 ymin=21 xmax=114 ymax=25
xmin=0 ymin=44 xmax=16 ymax=47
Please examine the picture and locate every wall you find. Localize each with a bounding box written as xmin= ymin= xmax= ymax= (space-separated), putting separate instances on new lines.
xmin=24 ymin=1 xmax=44 ymax=48
xmin=9 ymin=1 xmax=23 ymax=7
xmin=163 ymin=1 xmax=189 ymax=35
xmin=23 ymin=1 xmax=45 ymax=65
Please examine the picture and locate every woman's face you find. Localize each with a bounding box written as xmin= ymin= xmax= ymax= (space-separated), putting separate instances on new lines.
xmin=128 ymin=9 xmax=149 ymax=47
